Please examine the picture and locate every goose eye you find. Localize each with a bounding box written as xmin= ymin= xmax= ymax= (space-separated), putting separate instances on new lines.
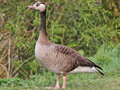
xmin=36 ymin=3 xmax=41 ymax=6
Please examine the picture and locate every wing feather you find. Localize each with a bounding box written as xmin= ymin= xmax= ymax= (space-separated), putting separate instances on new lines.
xmin=54 ymin=44 xmax=103 ymax=73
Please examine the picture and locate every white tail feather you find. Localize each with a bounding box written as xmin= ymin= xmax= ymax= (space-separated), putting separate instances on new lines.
xmin=68 ymin=66 xmax=99 ymax=74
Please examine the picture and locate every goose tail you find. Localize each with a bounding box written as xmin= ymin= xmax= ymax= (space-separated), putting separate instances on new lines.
xmin=94 ymin=64 xmax=104 ymax=75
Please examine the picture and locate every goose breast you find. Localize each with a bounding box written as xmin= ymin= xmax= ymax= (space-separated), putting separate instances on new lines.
xmin=35 ymin=41 xmax=63 ymax=73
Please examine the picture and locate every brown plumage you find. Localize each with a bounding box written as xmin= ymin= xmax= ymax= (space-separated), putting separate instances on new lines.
xmin=28 ymin=2 xmax=104 ymax=89
xmin=53 ymin=44 xmax=104 ymax=75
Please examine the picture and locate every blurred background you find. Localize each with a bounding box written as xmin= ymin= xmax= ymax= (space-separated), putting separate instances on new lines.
xmin=0 ymin=0 xmax=120 ymax=79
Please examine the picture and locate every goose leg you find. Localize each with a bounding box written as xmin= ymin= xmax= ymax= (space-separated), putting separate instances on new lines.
xmin=46 ymin=74 xmax=60 ymax=89
xmin=55 ymin=74 xmax=60 ymax=89
xmin=62 ymin=75 xmax=67 ymax=88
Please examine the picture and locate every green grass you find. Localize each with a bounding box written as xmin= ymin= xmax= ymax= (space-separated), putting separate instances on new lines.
xmin=0 ymin=73 xmax=120 ymax=90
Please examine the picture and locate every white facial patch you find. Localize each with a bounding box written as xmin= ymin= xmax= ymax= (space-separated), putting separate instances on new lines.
xmin=39 ymin=4 xmax=46 ymax=12
xmin=35 ymin=3 xmax=46 ymax=12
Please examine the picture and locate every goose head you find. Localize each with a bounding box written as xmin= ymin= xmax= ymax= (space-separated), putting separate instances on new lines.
xmin=28 ymin=2 xmax=46 ymax=12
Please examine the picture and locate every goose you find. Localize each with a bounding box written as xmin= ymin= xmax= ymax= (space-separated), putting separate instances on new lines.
xmin=28 ymin=2 xmax=104 ymax=89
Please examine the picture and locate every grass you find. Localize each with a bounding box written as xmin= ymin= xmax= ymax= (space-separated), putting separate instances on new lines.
xmin=0 ymin=43 xmax=120 ymax=90
xmin=0 ymin=73 xmax=120 ymax=90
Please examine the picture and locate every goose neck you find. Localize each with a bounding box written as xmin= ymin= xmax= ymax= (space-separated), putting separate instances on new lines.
xmin=38 ymin=10 xmax=49 ymax=43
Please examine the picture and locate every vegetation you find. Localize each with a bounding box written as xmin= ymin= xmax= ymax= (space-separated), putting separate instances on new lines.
xmin=102 ymin=0 xmax=120 ymax=17
xmin=0 ymin=0 xmax=120 ymax=89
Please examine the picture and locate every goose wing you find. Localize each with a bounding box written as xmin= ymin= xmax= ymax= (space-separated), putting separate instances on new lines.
xmin=54 ymin=44 xmax=103 ymax=73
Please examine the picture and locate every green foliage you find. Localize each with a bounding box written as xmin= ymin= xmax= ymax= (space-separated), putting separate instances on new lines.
xmin=0 ymin=77 xmax=38 ymax=89
xmin=46 ymin=0 xmax=119 ymax=55
xmin=95 ymin=54 xmax=112 ymax=66
xmin=94 ymin=42 xmax=120 ymax=68
xmin=0 ymin=77 xmax=27 ymax=88
xmin=0 ymin=0 xmax=120 ymax=78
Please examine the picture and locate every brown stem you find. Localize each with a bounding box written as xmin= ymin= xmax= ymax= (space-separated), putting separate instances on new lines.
xmin=8 ymin=37 xmax=11 ymax=78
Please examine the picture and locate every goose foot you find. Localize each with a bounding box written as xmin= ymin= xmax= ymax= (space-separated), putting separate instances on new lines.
xmin=46 ymin=87 xmax=60 ymax=89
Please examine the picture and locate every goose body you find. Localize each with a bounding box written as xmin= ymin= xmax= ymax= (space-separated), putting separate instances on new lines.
xmin=28 ymin=2 xmax=104 ymax=89
xmin=35 ymin=42 xmax=102 ymax=74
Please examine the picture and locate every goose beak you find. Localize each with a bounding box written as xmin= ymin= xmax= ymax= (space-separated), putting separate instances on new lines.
xmin=28 ymin=5 xmax=35 ymax=8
